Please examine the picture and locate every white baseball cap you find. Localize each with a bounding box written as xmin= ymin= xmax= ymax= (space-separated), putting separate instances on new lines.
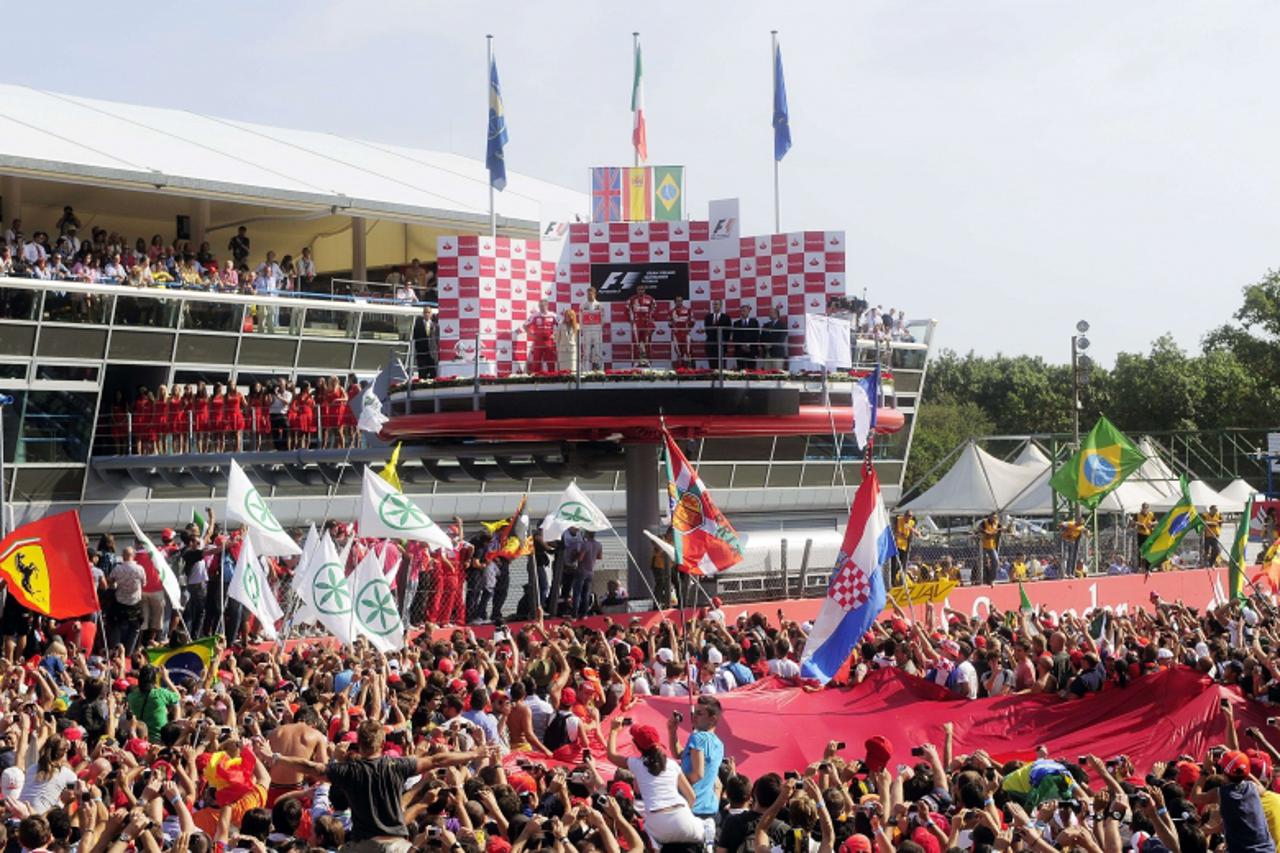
xmin=1 ymin=766 xmax=24 ymax=798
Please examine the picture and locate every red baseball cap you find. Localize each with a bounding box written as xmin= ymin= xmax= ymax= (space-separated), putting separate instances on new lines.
xmin=438 ymin=657 xmax=455 ymax=674
xmin=631 ymin=725 xmax=660 ymax=752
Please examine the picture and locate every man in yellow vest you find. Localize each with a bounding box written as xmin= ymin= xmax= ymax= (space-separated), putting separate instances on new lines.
xmin=1132 ymin=502 xmax=1156 ymax=571
xmin=1201 ymin=504 xmax=1224 ymax=567
xmin=976 ymin=513 xmax=1002 ymax=586
xmin=1060 ymin=518 xmax=1088 ymax=577
xmin=890 ymin=511 xmax=916 ymax=587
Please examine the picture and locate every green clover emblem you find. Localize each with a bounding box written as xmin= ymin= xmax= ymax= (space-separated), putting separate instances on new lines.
xmin=378 ymin=493 xmax=427 ymax=531
xmin=243 ymin=488 xmax=282 ymax=532
xmin=312 ymin=562 xmax=350 ymax=615
xmin=356 ymin=579 xmax=401 ymax=636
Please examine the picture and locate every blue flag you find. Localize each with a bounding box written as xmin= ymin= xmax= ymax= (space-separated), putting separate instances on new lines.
xmin=487 ymin=55 xmax=509 ymax=191
xmin=773 ymin=42 xmax=792 ymax=162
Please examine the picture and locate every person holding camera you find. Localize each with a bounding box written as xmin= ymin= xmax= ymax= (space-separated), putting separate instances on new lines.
xmin=668 ymin=696 xmax=725 ymax=839
xmin=605 ymin=718 xmax=703 ymax=847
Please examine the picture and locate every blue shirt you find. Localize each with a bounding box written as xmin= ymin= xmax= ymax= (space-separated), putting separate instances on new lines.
xmin=682 ymin=729 xmax=724 ymax=816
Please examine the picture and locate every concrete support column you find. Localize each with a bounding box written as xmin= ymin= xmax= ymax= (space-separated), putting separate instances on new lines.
xmin=624 ymin=442 xmax=661 ymax=605
xmin=0 ymin=176 xmax=22 ymax=224
xmin=191 ymin=199 xmax=210 ymax=247
xmin=351 ymin=216 xmax=367 ymax=282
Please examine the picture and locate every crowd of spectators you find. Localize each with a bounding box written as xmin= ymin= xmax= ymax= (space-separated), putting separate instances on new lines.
xmin=0 ymin=207 xmax=435 ymax=305
xmin=1 ymin=209 xmax=321 ymax=297
xmin=10 ymin=518 xmax=1280 ymax=853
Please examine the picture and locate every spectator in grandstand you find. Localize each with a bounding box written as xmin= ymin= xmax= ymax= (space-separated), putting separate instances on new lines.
xmin=229 ymin=225 xmax=251 ymax=266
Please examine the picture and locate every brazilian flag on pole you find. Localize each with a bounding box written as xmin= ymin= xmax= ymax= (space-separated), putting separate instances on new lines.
xmin=1141 ymin=477 xmax=1202 ymax=566
xmin=1229 ymin=494 xmax=1255 ymax=600
xmin=1049 ymin=416 xmax=1145 ymax=509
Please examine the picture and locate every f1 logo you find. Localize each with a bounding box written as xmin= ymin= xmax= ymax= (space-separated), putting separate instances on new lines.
xmin=599 ymin=270 xmax=643 ymax=294
xmin=711 ymin=217 xmax=737 ymax=239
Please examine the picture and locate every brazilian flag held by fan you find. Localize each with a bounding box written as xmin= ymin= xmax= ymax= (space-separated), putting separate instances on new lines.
xmin=1049 ymin=416 xmax=1146 ymax=509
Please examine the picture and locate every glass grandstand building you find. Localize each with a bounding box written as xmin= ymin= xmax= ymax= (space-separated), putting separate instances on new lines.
xmin=0 ymin=85 xmax=936 ymax=602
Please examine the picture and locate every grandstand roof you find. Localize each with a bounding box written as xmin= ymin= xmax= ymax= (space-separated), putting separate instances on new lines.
xmin=0 ymin=84 xmax=586 ymax=230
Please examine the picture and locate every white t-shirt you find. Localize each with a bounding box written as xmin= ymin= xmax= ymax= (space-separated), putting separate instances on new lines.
xmin=627 ymin=756 xmax=687 ymax=813
xmin=111 ymin=561 xmax=147 ymax=605
xmin=659 ymin=680 xmax=690 ymax=697
xmin=768 ymin=658 xmax=800 ymax=679
xmin=18 ymin=763 xmax=76 ymax=813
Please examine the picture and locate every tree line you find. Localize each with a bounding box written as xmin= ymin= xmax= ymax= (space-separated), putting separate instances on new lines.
xmin=903 ymin=269 xmax=1280 ymax=490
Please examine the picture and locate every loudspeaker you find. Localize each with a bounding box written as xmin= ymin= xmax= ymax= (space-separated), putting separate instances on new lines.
xmin=176 ymin=215 xmax=191 ymax=241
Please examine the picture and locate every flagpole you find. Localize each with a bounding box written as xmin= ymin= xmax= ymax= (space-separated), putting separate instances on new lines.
xmin=633 ymin=33 xmax=641 ymax=168
xmin=487 ymin=34 xmax=497 ymax=238
xmin=771 ymin=30 xmax=781 ymax=233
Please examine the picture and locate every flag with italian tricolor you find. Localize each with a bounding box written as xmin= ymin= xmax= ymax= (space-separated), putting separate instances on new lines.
xmin=631 ymin=36 xmax=647 ymax=163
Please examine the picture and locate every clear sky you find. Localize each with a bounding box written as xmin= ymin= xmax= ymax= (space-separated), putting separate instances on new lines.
xmin=7 ymin=0 xmax=1276 ymax=364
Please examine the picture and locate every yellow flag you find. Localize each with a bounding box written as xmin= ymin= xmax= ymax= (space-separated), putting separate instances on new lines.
xmin=379 ymin=443 xmax=402 ymax=492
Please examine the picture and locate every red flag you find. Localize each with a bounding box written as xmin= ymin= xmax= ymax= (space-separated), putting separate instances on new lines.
xmin=662 ymin=430 xmax=743 ymax=576
xmin=0 ymin=511 xmax=98 ymax=619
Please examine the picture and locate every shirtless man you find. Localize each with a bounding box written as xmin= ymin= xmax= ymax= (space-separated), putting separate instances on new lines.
xmin=266 ymin=704 xmax=329 ymax=805
xmin=503 ymin=682 xmax=552 ymax=756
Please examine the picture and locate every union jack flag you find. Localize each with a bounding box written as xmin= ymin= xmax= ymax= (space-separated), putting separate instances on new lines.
xmin=592 ymin=167 xmax=622 ymax=223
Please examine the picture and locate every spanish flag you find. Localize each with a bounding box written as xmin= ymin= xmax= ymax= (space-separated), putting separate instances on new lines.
xmin=624 ymin=166 xmax=652 ymax=222
xmin=0 ymin=511 xmax=98 ymax=619
xmin=147 ymin=636 xmax=219 ymax=684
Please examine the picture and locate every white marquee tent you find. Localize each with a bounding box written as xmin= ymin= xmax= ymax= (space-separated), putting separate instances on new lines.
xmin=898 ymin=442 xmax=1043 ymax=516
xmin=1220 ymin=479 xmax=1260 ymax=506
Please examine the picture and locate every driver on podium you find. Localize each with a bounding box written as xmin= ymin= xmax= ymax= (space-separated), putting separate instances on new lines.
xmin=580 ymin=286 xmax=605 ymax=370
xmin=627 ymin=283 xmax=657 ymax=366
xmin=523 ymin=299 xmax=558 ymax=374
xmin=669 ymin=295 xmax=693 ymax=368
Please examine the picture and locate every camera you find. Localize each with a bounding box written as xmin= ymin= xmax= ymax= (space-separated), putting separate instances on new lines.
xmin=1077 ymin=756 xmax=1087 ymax=766
xmin=784 ymin=771 xmax=799 ymax=780
xmin=581 ymin=749 xmax=591 ymax=762
xmin=593 ymin=793 xmax=609 ymax=809
xmin=1268 ymin=717 xmax=1278 ymax=727
xmin=910 ymin=747 xmax=925 ymax=757
xmin=834 ymin=741 xmax=846 ymax=750
xmin=672 ymin=711 xmax=684 ymax=724
xmin=620 ymin=717 xmax=633 ymax=726
xmin=428 ymin=826 xmax=442 ymax=838
xmin=1221 ymin=698 xmax=1231 ymax=710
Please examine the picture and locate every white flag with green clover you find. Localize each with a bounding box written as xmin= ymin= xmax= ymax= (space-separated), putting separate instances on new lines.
xmin=350 ymin=546 xmax=404 ymax=652
xmin=224 ymin=459 xmax=302 ymax=557
xmin=357 ymin=467 xmax=450 ymax=548
xmin=541 ymin=482 xmax=613 ymax=540
xmin=227 ymin=537 xmax=284 ymax=640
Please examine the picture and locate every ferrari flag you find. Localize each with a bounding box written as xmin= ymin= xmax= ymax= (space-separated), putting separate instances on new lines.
xmin=663 ymin=430 xmax=744 ymax=576
xmin=0 ymin=511 xmax=98 ymax=619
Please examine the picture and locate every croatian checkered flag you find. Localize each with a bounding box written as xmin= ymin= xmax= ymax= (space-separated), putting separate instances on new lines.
xmin=799 ymin=467 xmax=895 ymax=684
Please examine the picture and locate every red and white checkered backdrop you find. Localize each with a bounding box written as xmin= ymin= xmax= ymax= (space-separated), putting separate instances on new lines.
xmin=435 ymin=223 xmax=846 ymax=376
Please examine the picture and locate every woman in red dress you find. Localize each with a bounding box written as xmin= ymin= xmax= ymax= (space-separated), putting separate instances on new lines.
xmin=343 ymin=376 xmax=359 ymax=448
xmin=153 ymin=385 xmax=170 ymax=455
xmin=320 ymin=375 xmax=341 ymax=449
xmin=225 ymin=382 xmax=247 ymax=452
xmin=192 ymin=381 xmax=210 ymax=453
xmin=176 ymin=385 xmax=195 ymax=454
xmin=132 ymin=388 xmax=152 ymax=455
xmin=251 ymin=383 xmax=271 ymax=450
xmin=286 ymin=384 xmax=302 ymax=450
xmin=166 ymin=385 xmax=184 ymax=455
xmin=295 ymin=381 xmax=317 ymax=450
xmin=210 ymin=384 xmax=228 ymax=453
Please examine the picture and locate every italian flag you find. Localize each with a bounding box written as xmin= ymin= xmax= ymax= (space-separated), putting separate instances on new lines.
xmin=631 ymin=38 xmax=647 ymax=163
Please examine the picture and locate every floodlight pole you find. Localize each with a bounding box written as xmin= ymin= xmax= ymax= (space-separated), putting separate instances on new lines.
xmin=1071 ymin=333 xmax=1081 ymax=525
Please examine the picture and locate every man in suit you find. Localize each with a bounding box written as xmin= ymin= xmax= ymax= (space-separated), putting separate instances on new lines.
xmin=731 ymin=305 xmax=759 ymax=370
xmin=761 ymin=307 xmax=788 ymax=370
xmin=702 ymin=299 xmax=732 ymax=371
